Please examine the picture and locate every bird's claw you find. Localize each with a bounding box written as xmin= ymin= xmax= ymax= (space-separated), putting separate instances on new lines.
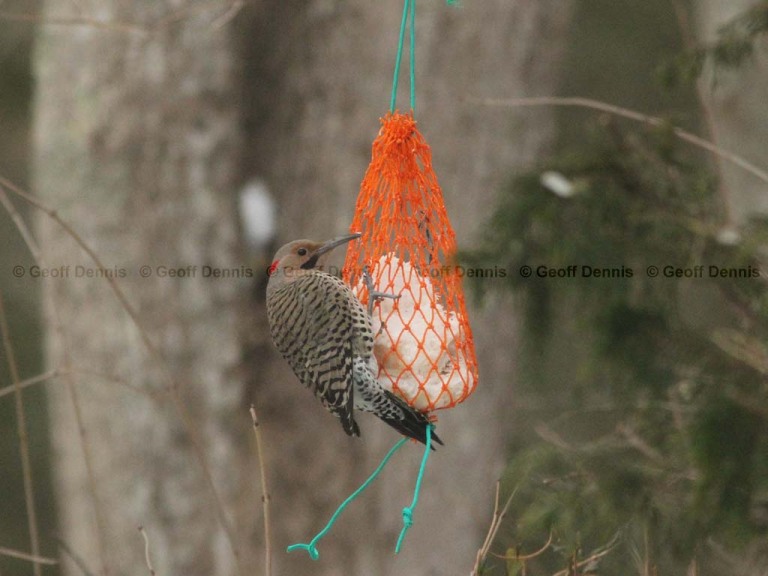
xmin=363 ymin=266 xmax=400 ymax=316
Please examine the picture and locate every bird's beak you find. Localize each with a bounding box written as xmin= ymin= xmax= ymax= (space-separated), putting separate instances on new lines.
xmin=301 ymin=232 xmax=361 ymax=269
xmin=312 ymin=232 xmax=362 ymax=258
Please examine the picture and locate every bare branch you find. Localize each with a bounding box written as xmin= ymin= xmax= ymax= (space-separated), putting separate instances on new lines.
xmin=0 ymin=186 xmax=42 ymax=261
xmin=617 ymin=423 xmax=665 ymax=464
xmin=471 ymin=96 xmax=768 ymax=189
xmin=473 ymin=481 xmax=501 ymax=574
xmin=0 ymin=546 xmax=57 ymax=565
xmin=0 ymin=292 xmax=42 ymax=576
xmin=250 ymin=404 xmax=272 ymax=576
xmin=138 ymin=526 xmax=157 ymax=576
xmin=1 ymin=178 xmax=113 ymax=574
xmin=472 ymin=481 xmax=521 ymax=575
xmin=534 ymin=423 xmax=574 ymax=451
xmin=0 ymin=176 xmax=155 ymax=359
xmin=490 ymin=530 xmax=554 ymax=561
xmin=550 ymin=538 xmax=619 ymax=576
xmin=0 ymin=174 xmax=245 ymax=575
xmin=0 ymin=369 xmax=59 ymax=400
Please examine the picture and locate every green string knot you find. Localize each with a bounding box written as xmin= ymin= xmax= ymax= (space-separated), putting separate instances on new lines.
xmin=395 ymin=424 xmax=433 ymax=554
xmin=401 ymin=507 xmax=413 ymax=527
xmin=286 ymin=542 xmax=320 ymax=560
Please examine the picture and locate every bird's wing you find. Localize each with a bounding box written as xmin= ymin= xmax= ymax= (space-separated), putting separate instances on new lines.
xmin=283 ymin=274 xmax=360 ymax=436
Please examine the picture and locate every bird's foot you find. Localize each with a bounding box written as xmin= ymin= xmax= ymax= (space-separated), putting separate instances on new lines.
xmin=363 ymin=265 xmax=400 ymax=316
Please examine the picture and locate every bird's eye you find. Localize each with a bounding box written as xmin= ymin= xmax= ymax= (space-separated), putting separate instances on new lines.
xmin=297 ymin=247 xmax=308 ymax=256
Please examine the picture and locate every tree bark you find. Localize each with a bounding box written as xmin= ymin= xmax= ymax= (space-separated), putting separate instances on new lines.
xmin=693 ymin=4 xmax=768 ymax=573
xmin=694 ymin=0 xmax=768 ymax=223
xmin=34 ymin=2 xmax=251 ymax=575
xmin=34 ymin=1 xmax=573 ymax=574
xmin=241 ymin=2 xmax=573 ymax=574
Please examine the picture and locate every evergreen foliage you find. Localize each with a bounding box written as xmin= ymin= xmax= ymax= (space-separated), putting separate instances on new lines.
xmin=659 ymin=1 xmax=768 ymax=88
xmin=465 ymin=121 xmax=768 ymax=574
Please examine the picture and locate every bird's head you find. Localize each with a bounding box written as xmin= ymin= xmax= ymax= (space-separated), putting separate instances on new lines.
xmin=266 ymin=232 xmax=361 ymax=294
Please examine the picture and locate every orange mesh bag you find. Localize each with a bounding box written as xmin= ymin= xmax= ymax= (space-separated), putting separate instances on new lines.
xmin=343 ymin=111 xmax=478 ymax=412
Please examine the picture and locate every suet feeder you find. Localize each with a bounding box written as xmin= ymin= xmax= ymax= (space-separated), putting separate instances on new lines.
xmin=344 ymin=111 xmax=478 ymax=414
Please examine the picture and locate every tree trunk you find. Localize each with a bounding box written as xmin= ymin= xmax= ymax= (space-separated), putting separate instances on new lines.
xmin=693 ymin=4 xmax=768 ymax=574
xmin=241 ymin=2 xmax=573 ymax=574
xmin=694 ymin=0 xmax=768 ymax=223
xmin=34 ymin=1 xmax=573 ymax=573
xmin=34 ymin=2 xmax=252 ymax=575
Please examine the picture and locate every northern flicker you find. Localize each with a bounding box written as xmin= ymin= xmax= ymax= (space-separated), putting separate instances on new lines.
xmin=266 ymin=233 xmax=442 ymax=448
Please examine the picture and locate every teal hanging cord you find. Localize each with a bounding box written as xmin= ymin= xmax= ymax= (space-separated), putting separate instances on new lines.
xmin=408 ymin=0 xmax=416 ymax=110
xmin=390 ymin=0 xmax=414 ymax=112
xmin=389 ymin=0 xmax=459 ymax=113
xmin=287 ymin=437 xmax=408 ymax=560
xmin=395 ymin=424 xmax=433 ymax=554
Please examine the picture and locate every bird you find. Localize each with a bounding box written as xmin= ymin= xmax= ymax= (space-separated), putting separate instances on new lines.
xmin=266 ymin=233 xmax=442 ymax=449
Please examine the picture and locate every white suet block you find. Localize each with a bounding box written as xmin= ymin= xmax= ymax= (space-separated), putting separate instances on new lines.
xmin=355 ymin=254 xmax=475 ymax=411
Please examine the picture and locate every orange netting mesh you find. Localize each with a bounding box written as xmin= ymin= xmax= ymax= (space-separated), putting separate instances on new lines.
xmin=343 ymin=111 xmax=478 ymax=412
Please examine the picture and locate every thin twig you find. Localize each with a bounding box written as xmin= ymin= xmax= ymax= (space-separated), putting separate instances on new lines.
xmin=0 ymin=291 xmax=43 ymax=576
xmin=474 ymin=481 xmax=501 ymax=573
xmin=0 ymin=177 xmax=153 ymax=356
xmin=0 ymin=369 xmax=59 ymax=399
xmin=0 ymin=187 xmax=41 ymax=262
xmin=0 ymin=175 xmax=245 ymax=575
xmin=138 ymin=527 xmax=156 ymax=576
xmin=0 ymin=546 xmax=57 ymax=565
xmin=490 ymin=484 xmax=519 ymax=549
xmin=0 ymin=364 xmax=155 ymax=402
xmin=617 ymin=423 xmax=665 ymax=464
xmin=472 ymin=481 xmax=520 ymax=575
xmin=68 ymin=367 xmax=166 ymax=404
xmin=59 ymin=377 xmax=112 ymax=575
xmin=471 ymin=96 xmax=768 ymax=188
xmin=250 ymin=404 xmax=272 ymax=576
xmin=550 ymin=541 xmax=619 ymax=576
xmin=534 ymin=423 xmax=574 ymax=451
xmin=0 ymin=181 xmax=111 ymax=574
xmin=490 ymin=530 xmax=554 ymax=561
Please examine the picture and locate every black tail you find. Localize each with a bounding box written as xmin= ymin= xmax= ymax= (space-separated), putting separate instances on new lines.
xmin=380 ymin=390 xmax=444 ymax=450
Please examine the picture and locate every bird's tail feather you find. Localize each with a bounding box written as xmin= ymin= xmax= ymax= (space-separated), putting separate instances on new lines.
xmin=381 ymin=390 xmax=443 ymax=450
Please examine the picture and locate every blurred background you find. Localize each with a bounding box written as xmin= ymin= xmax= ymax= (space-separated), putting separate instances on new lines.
xmin=1 ymin=0 xmax=767 ymax=575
